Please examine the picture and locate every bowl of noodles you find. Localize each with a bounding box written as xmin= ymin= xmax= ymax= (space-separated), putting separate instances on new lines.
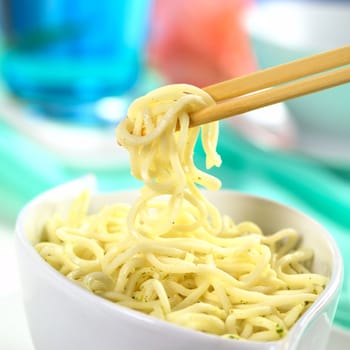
xmin=15 ymin=84 xmax=342 ymax=350
xmin=15 ymin=176 xmax=342 ymax=350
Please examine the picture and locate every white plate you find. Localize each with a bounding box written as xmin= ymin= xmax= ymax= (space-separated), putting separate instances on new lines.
xmin=1 ymin=225 xmax=349 ymax=350
xmin=230 ymin=104 xmax=350 ymax=169
xmin=295 ymin=127 xmax=350 ymax=169
xmin=0 ymin=93 xmax=129 ymax=170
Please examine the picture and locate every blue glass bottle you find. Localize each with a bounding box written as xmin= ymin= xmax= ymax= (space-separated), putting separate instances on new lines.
xmin=0 ymin=0 xmax=151 ymax=125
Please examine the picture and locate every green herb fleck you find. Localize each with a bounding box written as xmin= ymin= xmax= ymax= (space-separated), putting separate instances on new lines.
xmin=276 ymin=324 xmax=284 ymax=337
xmin=225 ymin=334 xmax=240 ymax=340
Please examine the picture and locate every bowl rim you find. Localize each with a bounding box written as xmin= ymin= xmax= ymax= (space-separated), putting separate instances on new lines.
xmin=15 ymin=177 xmax=343 ymax=348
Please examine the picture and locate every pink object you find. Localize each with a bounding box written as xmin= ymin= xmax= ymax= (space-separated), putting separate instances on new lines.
xmin=148 ymin=0 xmax=256 ymax=87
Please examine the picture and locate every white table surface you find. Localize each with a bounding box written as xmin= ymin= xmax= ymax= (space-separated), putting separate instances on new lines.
xmin=1 ymin=225 xmax=349 ymax=350
xmin=0 ymin=225 xmax=34 ymax=350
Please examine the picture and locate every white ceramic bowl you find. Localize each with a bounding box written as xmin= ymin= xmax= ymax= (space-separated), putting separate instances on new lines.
xmin=15 ymin=176 xmax=343 ymax=350
xmin=245 ymin=1 xmax=350 ymax=141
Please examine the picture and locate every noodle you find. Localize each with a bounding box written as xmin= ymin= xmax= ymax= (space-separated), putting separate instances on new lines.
xmin=36 ymin=84 xmax=328 ymax=341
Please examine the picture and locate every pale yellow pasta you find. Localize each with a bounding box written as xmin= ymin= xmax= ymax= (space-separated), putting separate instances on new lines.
xmin=36 ymin=84 xmax=328 ymax=342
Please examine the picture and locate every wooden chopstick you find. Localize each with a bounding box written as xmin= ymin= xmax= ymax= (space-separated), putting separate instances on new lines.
xmin=190 ymin=45 xmax=350 ymax=127
xmin=203 ymin=45 xmax=350 ymax=101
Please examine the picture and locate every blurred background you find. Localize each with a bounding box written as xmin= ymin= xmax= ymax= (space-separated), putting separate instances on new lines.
xmin=0 ymin=0 xmax=349 ymax=348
